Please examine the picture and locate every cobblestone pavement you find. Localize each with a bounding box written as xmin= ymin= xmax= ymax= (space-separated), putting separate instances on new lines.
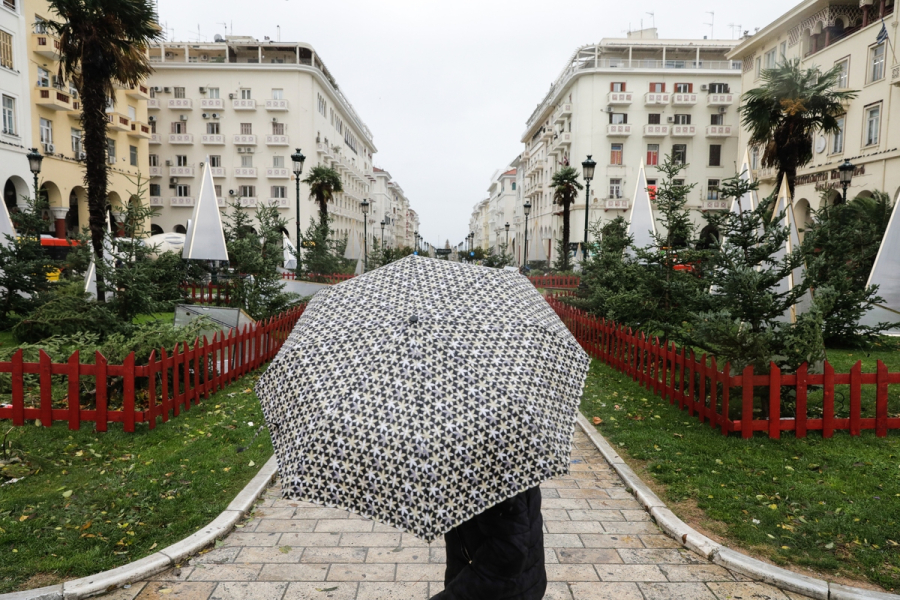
xmin=111 ymin=430 xmax=812 ymax=600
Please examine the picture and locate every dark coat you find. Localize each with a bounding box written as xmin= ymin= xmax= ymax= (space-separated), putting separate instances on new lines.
xmin=429 ymin=486 xmax=546 ymax=600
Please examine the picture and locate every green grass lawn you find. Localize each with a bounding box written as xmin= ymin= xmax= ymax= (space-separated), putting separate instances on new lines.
xmin=582 ymin=358 xmax=900 ymax=592
xmin=0 ymin=329 xmax=15 ymax=350
xmin=0 ymin=374 xmax=273 ymax=593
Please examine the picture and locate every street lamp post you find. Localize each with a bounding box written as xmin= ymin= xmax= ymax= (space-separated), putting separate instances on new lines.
xmin=523 ymin=200 xmax=532 ymax=270
xmin=581 ymin=155 xmax=596 ymax=258
xmin=838 ymin=159 xmax=854 ymax=204
xmin=361 ymin=199 xmax=369 ymax=272
xmin=291 ymin=148 xmax=306 ymax=244
xmin=505 ymin=222 xmax=510 ymax=246
xmin=27 ymin=148 xmax=43 ymax=202
xmin=380 ymin=218 xmax=386 ymax=251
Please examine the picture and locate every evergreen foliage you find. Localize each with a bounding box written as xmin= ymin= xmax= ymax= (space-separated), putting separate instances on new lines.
xmin=295 ymin=213 xmax=352 ymax=278
xmin=482 ymin=242 xmax=515 ymax=269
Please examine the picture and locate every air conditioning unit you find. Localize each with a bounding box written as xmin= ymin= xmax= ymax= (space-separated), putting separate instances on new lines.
xmin=170 ymin=177 xmax=179 ymax=183
xmin=211 ymin=113 xmax=220 ymax=119
xmin=246 ymin=147 xmax=254 ymax=154
xmin=165 ymin=159 xmax=172 ymax=166
xmin=165 ymin=52 xmax=174 ymax=59
xmin=199 ymin=87 xmax=207 ymax=93
xmin=163 ymin=87 xmax=172 ymax=93
xmin=169 ymin=182 xmax=177 ymax=189
xmin=700 ymin=84 xmax=709 ymax=91
xmin=152 ymin=86 xmax=162 ymax=92
xmin=718 ymin=106 xmax=727 ymax=114
xmin=228 ymin=189 xmax=236 ymax=196
xmin=43 ymin=143 xmax=54 ymax=153
xmin=200 ymin=54 xmax=209 ymax=61
xmin=148 ymin=115 xmax=157 ymax=122
xmin=667 ymin=116 xmax=674 ymax=123
xmin=202 ymin=112 xmax=210 ymax=118
xmin=237 ymin=147 xmax=245 ymax=154
xmin=179 ymin=115 xmax=188 ymax=121
xmin=107 ymin=157 xmax=116 ymax=165
xmin=605 ymin=106 xmax=613 ymax=113
xmin=228 ymin=93 xmax=235 ymax=99
xmin=272 ymin=117 xmax=278 ymax=122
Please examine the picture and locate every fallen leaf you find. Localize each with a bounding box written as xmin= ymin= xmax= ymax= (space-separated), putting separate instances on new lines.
xmin=62 ymin=490 xmax=73 ymax=498
xmin=279 ymin=546 xmax=291 ymax=554
xmin=592 ymin=417 xmax=602 ymax=425
xmin=248 ymin=461 xmax=255 ymax=467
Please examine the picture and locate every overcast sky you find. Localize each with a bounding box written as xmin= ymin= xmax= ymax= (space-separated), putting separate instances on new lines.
xmin=157 ymin=0 xmax=790 ymax=248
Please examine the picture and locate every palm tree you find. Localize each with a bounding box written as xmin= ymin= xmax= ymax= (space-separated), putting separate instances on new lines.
xmin=550 ymin=166 xmax=583 ymax=271
xmin=48 ymin=0 xmax=161 ymax=303
xmin=302 ymin=166 xmax=343 ymax=221
xmin=740 ymin=58 xmax=856 ymax=199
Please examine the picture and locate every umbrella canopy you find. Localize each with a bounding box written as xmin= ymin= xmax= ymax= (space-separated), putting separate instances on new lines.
xmin=182 ymin=158 xmax=229 ymax=262
xmin=255 ymin=255 xmax=590 ymax=542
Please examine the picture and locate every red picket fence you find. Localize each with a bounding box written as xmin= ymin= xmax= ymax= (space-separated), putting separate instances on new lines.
xmin=281 ymin=273 xmax=356 ymax=284
xmin=180 ymin=283 xmax=232 ymax=306
xmin=529 ymin=275 xmax=581 ymax=289
xmin=547 ymin=296 xmax=900 ymax=439
xmin=0 ymin=305 xmax=305 ymax=432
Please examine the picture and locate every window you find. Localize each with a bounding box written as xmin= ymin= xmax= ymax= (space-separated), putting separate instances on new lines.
xmin=271 ymin=186 xmax=287 ymax=198
xmin=272 ymin=122 xmax=285 ymax=135
xmin=647 ymin=179 xmax=657 ymax=200
xmin=317 ymin=93 xmax=326 ymax=116
xmin=129 ymin=145 xmax=138 ymax=166
xmin=610 ymin=143 xmax=623 ymax=165
xmin=272 ymin=155 xmax=284 ymax=168
xmin=208 ymin=87 xmax=219 ymax=99
xmin=832 ymin=117 xmax=844 ymax=154
xmin=707 ymin=180 xmax=720 ymax=200
xmin=127 ymin=105 xmax=136 ymax=121
xmin=646 ymin=144 xmax=659 ymax=166
xmin=750 ymin=146 xmax=759 ymax=169
xmin=835 ymin=58 xmax=849 ymax=88
xmin=174 ymin=87 xmax=185 ymax=99
xmin=0 ymin=30 xmax=12 ymax=70
xmin=764 ymin=49 xmax=776 ymax=69
xmin=709 ymin=83 xmax=729 ymax=93
xmin=709 ymin=144 xmax=722 ymax=166
xmin=710 ymin=113 xmax=724 ymax=125
xmin=239 ymin=185 xmax=255 ymax=197
xmin=107 ymin=138 xmax=116 ymax=164
xmin=206 ymin=122 xmax=219 ymax=134
xmin=149 ymin=183 xmax=160 ymax=196
xmin=675 ymin=83 xmax=692 ymax=93
xmin=672 ymin=144 xmax=687 ymax=165
xmin=609 ymin=179 xmax=622 ymax=199
xmin=1 ymin=95 xmax=15 ymax=135
xmin=176 ymin=155 xmax=188 ymax=166
xmin=37 ymin=66 xmax=50 ymax=87
xmin=609 ymin=113 xmax=627 ymax=125
xmin=241 ymin=155 xmax=253 ymax=167
xmin=779 ymin=41 xmax=787 ymax=63
xmin=611 ymin=82 xmax=625 ymax=92
xmin=648 ymin=113 xmax=661 ymax=125
xmin=170 ymin=121 xmax=184 ymax=134
xmin=240 ymin=123 xmax=252 ymax=134
xmin=209 ymin=155 xmax=221 ymax=167
xmin=673 ymin=114 xmax=691 ymax=125
xmin=214 ymin=185 xmax=222 ymax=197
xmin=175 ymin=184 xmax=190 ymax=197
xmin=865 ymin=104 xmax=880 ymax=146
xmin=511 ymin=182 xmax=516 ymax=191
xmin=649 ymin=82 xmax=665 ymax=92
xmin=869 ymin=44 xmax=885 ymax=82
xmin=272 ymin=89 xmax=283 ymax=100
xmin=240 ymin=88 xmax=251 ymax=99
xmin=39 ymin=117 xmax=52 ymax=143
xmin=755 ymin=57 xmax=762 ymax=78
xmin=149 ymin=153 xmax=158 ymax=166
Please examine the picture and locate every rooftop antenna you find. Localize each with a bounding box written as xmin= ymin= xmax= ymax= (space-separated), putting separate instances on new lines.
xmin=646 ymin=12 xmax=655 ymax=28
xmin=727 ymin=23 xmax=742 ymax=39
xmin=705 ymin=11 xmax=715 ymax=39
xmin=276 ymin=25 xmax=281 ymax=42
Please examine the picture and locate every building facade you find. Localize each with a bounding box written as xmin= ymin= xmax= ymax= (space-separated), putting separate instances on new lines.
xmin=728 ymin=0 xmax=899 ymax=232
xmin=370 ymin=167 xmax=419 ymax=251
xmin=518 ymin=29 xmax=742 ymax=265
xmin=1 ymin=0 xmax=32 ymax=213
xmin=145 ymin=35 xmax=376 ymax=247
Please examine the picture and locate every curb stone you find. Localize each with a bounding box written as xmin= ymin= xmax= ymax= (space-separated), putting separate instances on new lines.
xmin=0 ymin=455 xmax=278 ymax=600
xmin=575 ymin=412 xmax=900 ymax=600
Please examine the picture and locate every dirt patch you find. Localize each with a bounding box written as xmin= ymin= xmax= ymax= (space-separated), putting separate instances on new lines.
xmin=20 ymin=572 xmax=68 ymax=590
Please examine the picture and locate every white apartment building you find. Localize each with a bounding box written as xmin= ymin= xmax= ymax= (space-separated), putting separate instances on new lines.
xmin=728 ymin=0 xmax=899 ymax=231
xmin=518 ymin=29 xmax=742 ymax=266
xmin=1 ymin=0 xmax=34 ymax=212
xmin=470 ymin=166 xmax=517 ymax=253
xmin=145 ymin=36 xmax=376 ymax=248
xmin=370 ymin=167 xmax=420 ymax=250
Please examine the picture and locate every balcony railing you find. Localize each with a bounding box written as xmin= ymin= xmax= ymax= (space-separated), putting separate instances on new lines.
xmin=643 ymin=124 xmax=670 ymax=136
xmin=149 ymin=166 xmax=163 ymax=177
xmin=106 ymin=113 xmax=130 ymax=132
xmin=169 ymin=166 xmax=195 ymax=177
xmin=607 ymin=92 xmax=633 ymax=105
xmin=148 ymin=197 xmax=164 ymax=207
xmin=706 ymin=93 xmax=734 ymax=106
xmin=169 ymin=133 xmax=194 ymax=144
xmin=129 ymin=122 xmax=151 ymax=138
xmin=605 ymin=198 xmax=629 ymax=210
xmin=607 ymin=124 xmax=631 ymax=136
xmin=644 ymin=93 xmax=670 ymax=105
xmin=209 ymin=167 xmax=226 ymax=178
xmin=702 ymin=199 xmax=729 ymax=211
xmin=201 ymin=134 xmax=225 ymax=145
xmin=31 ymin=32 xmax=61 ymax=60
xmin=266 ymin=135 xmax=289 ymax=146
xmin=232 ymin=99 xmax=256 ymax=110
xmin=234 ymin=167 xmax=258 ymax=178
xmin=147 ymin=98 xmax=161 ymax=110
xmin=671 ymin=93 xmax=697 ymax=105
xmin=554 ymin=103 xmax=572 ymax=123
xmin=264 ymin=198 xmax=290 ymax=208
xmin=126 ymin=85 xmax=150 ymax=99
xmin=705 ymin=125 xmax=732 ymax=137
xmin=200 ymin=98 xmax=224 ymax=109
xmin=238 ymin=197 xmax=258 ymax=207
xmin=168 ymin=98 xmax=193 ymax=110
xmin=670 ymin=125 xmax=696 ymax=136
xmin=233 ymin=134 xmax=257 ymax=145
xmin=150 ymin=133 xmax=162 ymax=144
xmin=266 ymin=168 xmax=290 ymax=178
xmin=170 ymin=197 xmax=194 ymax=207
xmin=265 ymin=99 xmax=289 ymax=111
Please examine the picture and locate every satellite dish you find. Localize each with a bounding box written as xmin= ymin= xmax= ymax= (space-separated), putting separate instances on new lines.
xmin=214 ymin=34 xmax=225 ymax=42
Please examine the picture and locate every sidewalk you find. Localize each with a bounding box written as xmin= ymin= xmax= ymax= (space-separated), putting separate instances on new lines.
xmin=108 ymin=430 xmax=810 ymax=600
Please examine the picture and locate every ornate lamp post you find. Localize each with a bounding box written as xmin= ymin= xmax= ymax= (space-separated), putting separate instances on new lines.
xmin=505 ymin=222 xmax=510 ymax=246
xmin=581 ymin=155 xmax=596 ymax=258
xmin=291 ymin=148 xmax=306 ymax=243
xmin=523 ymin=200 xmax=532 ymax=270
xmin=380 ymin=218 xmax=387 ymax=251
xmin=27 ymin=148 xmax=43 ymax=202
xmin=838 ymin=159 xmax=854 ymax=204
xmin=361 ymin=199 xmax=369 ymax=272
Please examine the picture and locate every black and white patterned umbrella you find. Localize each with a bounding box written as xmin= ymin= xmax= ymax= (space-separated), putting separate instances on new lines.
xmin=255 ymin=255 xmax=590 ymax=542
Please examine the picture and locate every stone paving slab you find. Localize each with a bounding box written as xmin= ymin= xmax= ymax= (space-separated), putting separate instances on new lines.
xmin=121 ymin=431 xmax=812 ymax=600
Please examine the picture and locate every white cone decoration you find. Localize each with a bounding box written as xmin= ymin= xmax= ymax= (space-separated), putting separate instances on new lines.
xmin=344 ymin=232 xmax=360 ymax=261
xmin=354 ymin=238 xmax=365 ymax=275
xmin=731 ymin=149 xmax=758 ymax=216
xmin=626 ymin=161 xmax=656 ymax=253
xmin=771 ymin=177 xmax=812 ymax=324
xmin=533 ymin=236 xmax=547 ymax=262
xmin=84 ymin=223 xmax=115 ymax=299
xmin=0 ymin=199 xmax=15 ymax=250
xmin=183 ymin=158 xmax=229 ymax=262
xmin=283 ymin=232 xmax=297 ymax=270
xmin=860 ymin=188 xmax=900 ymax=333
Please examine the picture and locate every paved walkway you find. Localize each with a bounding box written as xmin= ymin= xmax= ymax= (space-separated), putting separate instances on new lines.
xmin=107 ymin=430 xmax=811 ymax=600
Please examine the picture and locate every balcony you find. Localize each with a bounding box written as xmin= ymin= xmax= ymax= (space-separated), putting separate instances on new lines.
xmin=217 ymin=197 xmax=227 ymax=208
xmin=233 ymin=134 xmax=257 ymax=145
xmin=126 ymin=85 xmax=150 ymax=100
xmin=671 ymin=93 xmax=697 ymax=105
xmin=209 ymin=167 xmax=226 ymax=178
xmin=893 ymin=65 xmax=900 ymax=86
xmin=604 ymin=198 xmax=629 ymax=210
xmin=106 ymin=113 xmax=130 ymax=132
xmin=264 ymin=198 xmax=290 ymax=208
xmin=643 ymin=124 xmax=670 ymax=137
xmin=316 ymin=142 xmax=334 ymax=159
xmin=30 ymin=32 xmax=60 ymax=60
xmin=644 ymin=93 xmax=670 ymax=105
xmin=706 ymin=93 xmax=734 ymax=106
xmin=36 ymin=87 xmax=73 ymax=111
xmin=265 ymin=99 xmax=289 ymax=111
xmin=238 ymin=197 xmax=258 ymax=207
xmin=170 ymin=197 xmax=194 ymax=207
xmin=129 ymin=122 xmax=151 ymax=139
xmin=234 ymin=167 xmax=257 ymax=178
xmin=67 ymin=101 xmax=82 ymax=119
xmin=607 ymin=124 xmax=631 ymax=136
xmin=706 ymin=125 xmax=732 ymax=137
xmin=169 ymin=166 xmax=195 ymax=177
xmin=148 ymin=197 xmax=164 ymax=207
xmin=554 ymin=103 xmax=572 ymax=123
xmin=150 ymin=133 xmax=162 ymax=144
xmin=149 ymin=166 xmax=163 ymax=177
xmin=266 ymin=135 xmax=289 ymax=146
xmin=540 ymin=128 xmax=553 ymax=142
xmin=232 ymin=99 xmax=256 ymax=110
xmin=169 ymin=133 xmax=194 ymax=144
xmin=607 ymin=92 xmax=633 ymax=105
xmin=201 ymin=134 xmax=225 ymax=145
xmin=168 ymin=98 xmax=192 ymax=110
xmin=553 ymin=132 xmax=571 ymax=147
xmin=200 ymin=98 xmax=224 ymax=110
xmin=670 ymin=125 xmax=696 ymax=137
xmin=266 ymin=168 xmax=290 ymax=178
xmin=147 ymin=98 xmax=161 ymax=110
xmin=702 ymin=198 xmax=730 ymax=211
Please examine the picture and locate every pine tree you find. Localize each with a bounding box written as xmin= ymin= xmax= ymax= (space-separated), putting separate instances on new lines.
xmin=296 ymin=213 xmax=351 ymax=278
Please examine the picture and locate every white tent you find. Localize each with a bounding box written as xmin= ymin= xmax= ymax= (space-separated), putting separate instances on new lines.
xmin=0 ymin=199 xmax=15 ymax=249
xmin=182 ymin=158 xmax=229 ymax=262
xmin=283 ymin=233 xmax=297 ymax=270
xmin=860 ymin=188 xmax=900 ymax=333
xmin=626 ymin=161 xmax=656 ymax=251
xmin=771 ymin=177 xmax=812 ymax=324
xmin=529 ymin=234 xmax=548 ymax=262
xmin=731 ymin=149 xmax=758 ymax=216
xmin=343 ymin=233 xmax=361 ymax=261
